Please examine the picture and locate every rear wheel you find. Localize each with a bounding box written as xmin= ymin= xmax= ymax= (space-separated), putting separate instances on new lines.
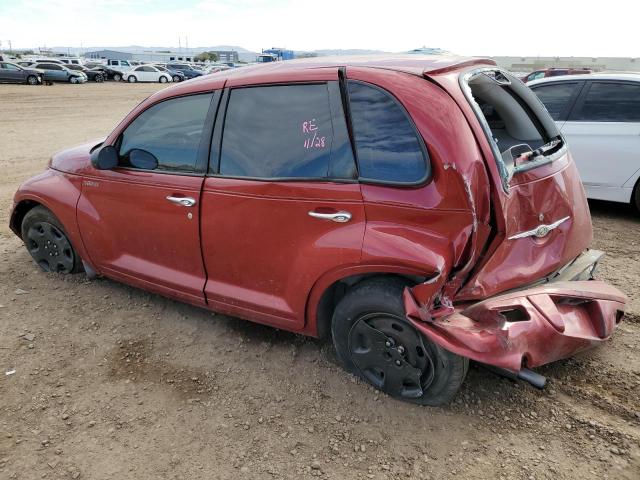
xmin=94 ymin=74 xmax=104 ymax=83
xmin=26 ymin=75 xmax=39 ymax=85
xmin=21 ymin=206 xmax=83 ymax=274
xmin=632 ymin=178 xmax=640 ymax=213
xmin=113 ymin=73 xmax=122 ymax=82
xmin=331 ymin=277 xmax=468 ymax=406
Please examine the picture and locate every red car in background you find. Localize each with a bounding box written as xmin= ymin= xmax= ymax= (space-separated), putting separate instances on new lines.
xmin=10 ymin=56 xmax=626 ymax=405
xmin=522 ymin=67 xmax=593 ymax=83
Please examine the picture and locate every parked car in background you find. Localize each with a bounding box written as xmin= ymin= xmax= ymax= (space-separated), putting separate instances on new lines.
xmin=60 ymin=58 xmax=82 ymax=65
xmin=154 ymin=65 xmax=185 ymax=82
xmin=107 ymin=59 xmax=132 ymax=71
xmin=529 ymin=73 xmax=640 ymax=210
xmin=166 ymin=62 xmax=203 ymax=79
xmin=65 ymin=64 xmax=105 ymax=82
xmin=31 ymin=62 xmax=87 ymax=83
xmin=10 ymin=57 xmax=626 ymax=406
xmin=100 ymin=66 xmax=125 ymax=82
xmin=0 ymin=61 xmax=43 ymax=85
xmin=125 ymin=65 xmax=172 ymax=83
xmin=522 ymin=68 xmax=592 ymax=83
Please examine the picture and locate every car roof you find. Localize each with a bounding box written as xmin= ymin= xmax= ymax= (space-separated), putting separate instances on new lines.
xmin=528 ymin=72 xmax=640 ymax=86
xmin=185 ymin=54 xmax=492 ymax=83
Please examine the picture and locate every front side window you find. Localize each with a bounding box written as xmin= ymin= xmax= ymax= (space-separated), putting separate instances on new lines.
xmin=347 ymin=81 xmax=428 ymax=183
xmin=219 ymin=84 xmax=353 ymax=179
xmin=532 ymin=82 xmax=580 ymax=120
xmin=571 ymin=82 xmax=640 ymax=122
xmin=119 ymin=94 xmax=213 ymax=172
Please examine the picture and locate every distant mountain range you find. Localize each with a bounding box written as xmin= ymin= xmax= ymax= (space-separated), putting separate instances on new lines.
xmin=46 ymin=45 xmax=389 ymax=62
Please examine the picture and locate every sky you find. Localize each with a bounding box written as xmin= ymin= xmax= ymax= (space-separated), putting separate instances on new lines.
xmin=0 ymin=0 xmax=638 ymax=57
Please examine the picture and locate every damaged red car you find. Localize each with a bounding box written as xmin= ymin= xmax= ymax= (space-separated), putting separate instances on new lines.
xmin=10 ymin=56 xmax=627 ymax=405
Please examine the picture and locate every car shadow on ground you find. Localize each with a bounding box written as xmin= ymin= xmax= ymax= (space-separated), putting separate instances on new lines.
xmin=588 ymin=199 xmax=637 ymax=220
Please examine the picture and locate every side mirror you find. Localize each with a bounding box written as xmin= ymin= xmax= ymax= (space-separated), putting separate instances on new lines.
xmin=91 ymin=145 xmax=118 ymax=170
xmin=129 ymin=149 xmax=158 ymax=170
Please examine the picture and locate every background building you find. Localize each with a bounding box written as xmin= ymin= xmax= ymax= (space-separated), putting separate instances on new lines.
xmin=83 ymin=49 xmax=238 ymax=63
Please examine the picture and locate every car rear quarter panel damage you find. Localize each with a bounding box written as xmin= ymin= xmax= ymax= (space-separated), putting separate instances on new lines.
xmin=342 ymin=67 xmax=492 ymax=319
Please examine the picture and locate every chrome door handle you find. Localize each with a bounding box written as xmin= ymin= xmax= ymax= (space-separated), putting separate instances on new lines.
xmin=308 ymin=210 xmax=352 ymax=223
xmin=166 ymin=196 xmax=196 ymax=207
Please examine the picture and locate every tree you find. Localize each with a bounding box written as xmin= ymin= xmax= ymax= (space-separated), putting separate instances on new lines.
xmin=195 ymin=51 xmax=219 ymax=62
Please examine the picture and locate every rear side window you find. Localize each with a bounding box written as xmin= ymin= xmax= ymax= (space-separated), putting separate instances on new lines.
xmin=119 ymin=93 xmax=213 ymax=172
xmin=347 ymin=81 xmax=428 ymax=183
xmin=571 ymin=82 xmax=640 ymax=122
xmin=531 ymin=82 xmax=580 ymax=120
xmin=219 ymin=84 xmax=353 ymax=179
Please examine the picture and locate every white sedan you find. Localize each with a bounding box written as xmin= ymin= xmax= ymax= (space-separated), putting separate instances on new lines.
xmin=125 ymin=65 xmax=172 ymax=83
xmin=528 ymin=73 xmax=640 ymax=210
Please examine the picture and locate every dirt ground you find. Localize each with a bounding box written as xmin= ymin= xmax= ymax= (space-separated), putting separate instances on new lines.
xmin=0 ymin=82 xmax=638 ymax=480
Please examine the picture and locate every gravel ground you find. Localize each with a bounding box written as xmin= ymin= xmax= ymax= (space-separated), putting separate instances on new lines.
xmin=0 ymin=83 xmax=638 ymax=480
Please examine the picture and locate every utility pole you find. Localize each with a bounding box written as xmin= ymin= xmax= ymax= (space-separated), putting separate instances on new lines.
xmin=8 ymin=40 xmax=12 ymax=53
xmin=179 ymin=37 xmax=181 ymax=51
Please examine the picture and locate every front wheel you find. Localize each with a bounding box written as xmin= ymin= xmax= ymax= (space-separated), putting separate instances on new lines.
xmin=113 ymin=73 xmax=122 ymax=82
xmin=69 ymin=76 xmax=78 ymax=84
xmin=21 ymin=206 xmax=83 ymax=274
xmin=26 ymin=75 xmax=39 ymax=85
xmin=172 ymin=75 xmax=181 ymax=82
xmin=159 ymin=76 xmax=168 ymax=83
xmin=331 ymin=278 xmax=468 ymax=406
xmin=127 ymin=75 xmax=136 ymax=83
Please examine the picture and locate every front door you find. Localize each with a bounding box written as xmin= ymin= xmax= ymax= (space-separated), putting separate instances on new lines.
xmin=201 ymin=79 xmax=365 ymax=329
xmin=0 ymin=62 xmax=23 ymax=82
xmin=77 ymin=92 xmax=218 ymax=305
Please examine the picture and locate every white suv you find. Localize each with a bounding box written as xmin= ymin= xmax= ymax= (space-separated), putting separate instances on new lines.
xmin=529 ymin=73 xmax=640 ymax=210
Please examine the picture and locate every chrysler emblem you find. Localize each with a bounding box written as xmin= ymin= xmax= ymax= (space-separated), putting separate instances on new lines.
xmin=508 ymin=216 xmax=570 ymax=240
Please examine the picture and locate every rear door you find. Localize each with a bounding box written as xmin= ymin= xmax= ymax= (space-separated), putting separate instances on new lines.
xmin=201 ymin=77 xmax=365 ymax=330
xmin=561 ymin=81 xmax=640 ymax=188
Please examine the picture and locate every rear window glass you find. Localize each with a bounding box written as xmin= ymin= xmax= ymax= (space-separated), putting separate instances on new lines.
xmin=220 ymin=84 xmax=347 ymax=179
xmin=532 ymin=82 xmax=580 ymax=120
xmin=571 ymin=82 xmax=640 ymax=122
xmin=347 ymin=81 xmax=427 ymax=183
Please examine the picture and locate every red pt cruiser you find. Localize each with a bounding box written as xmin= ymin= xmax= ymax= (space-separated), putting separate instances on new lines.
xmin=10 ymin=56 xmax=627 ymax=405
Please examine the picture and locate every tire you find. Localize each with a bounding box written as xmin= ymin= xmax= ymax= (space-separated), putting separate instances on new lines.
xmin=128 ymin=75 xmax=137 ymax=83
xmin=113 ymin=73 xmax=122 ymax=82
xmin=159 ymin=75 xmax=168 ymax=83
xmin=632 ymin=178 xmax=640 ymax=213
xmin=172 ymin=75 xmax=181 ymax=82
xmin=69 ymin=76 xmax=78 ymax=84
xmin=331 ymin=277 xmax=468 ymax=406
xmin=21 ymin=206 xmax=83 ymax=274
xmin=26 ymin=75 xmax=39 ymax=86
xmin=95 ymin=74 xmax=104 ymax=83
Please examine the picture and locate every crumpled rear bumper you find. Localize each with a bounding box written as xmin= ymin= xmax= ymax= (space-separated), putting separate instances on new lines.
xmin=405 ymin=280 xmax=627 ymax=372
